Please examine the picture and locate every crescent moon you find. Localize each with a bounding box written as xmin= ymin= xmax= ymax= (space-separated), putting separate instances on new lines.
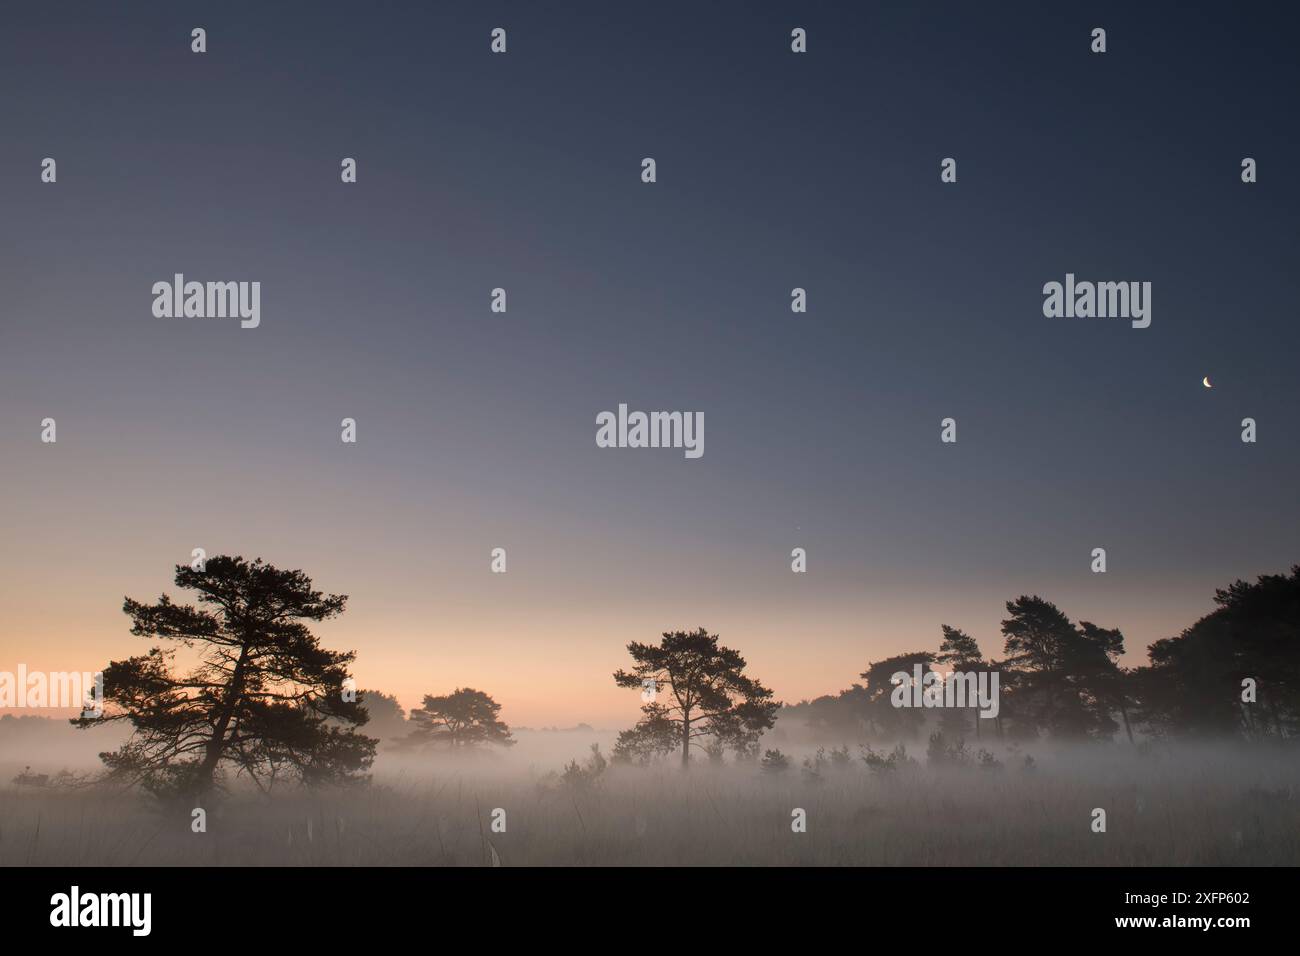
xmin=1203 ymin=376 xmax=1212 ymax=388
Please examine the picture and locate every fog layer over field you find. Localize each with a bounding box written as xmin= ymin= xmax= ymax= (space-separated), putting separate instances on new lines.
xmin=3 ymin=717 xmax=1296 ymax=866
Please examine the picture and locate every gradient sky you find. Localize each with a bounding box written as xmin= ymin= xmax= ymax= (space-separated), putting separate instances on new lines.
xmin=2 ymin=2 xmax=1298 ymax=727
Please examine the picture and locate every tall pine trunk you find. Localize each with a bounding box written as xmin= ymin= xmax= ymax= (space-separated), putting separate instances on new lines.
xmin=1117 ymin=696 xmax=1135 ymax=745
xmin=195 ymin=642 xmax=250 ymax=794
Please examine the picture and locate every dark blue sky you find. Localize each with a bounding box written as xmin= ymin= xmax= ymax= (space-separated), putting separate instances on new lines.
xmin=2 ymin=2 xmax=1297 ymax=721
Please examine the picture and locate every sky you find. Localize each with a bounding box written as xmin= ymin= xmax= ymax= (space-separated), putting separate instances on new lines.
xmin=2 ymin=1 xmax=1298 ymax=727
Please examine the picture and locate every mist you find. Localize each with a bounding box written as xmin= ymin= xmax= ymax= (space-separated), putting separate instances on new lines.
xmin=4 ymin=714 xmax=1296 ymax=866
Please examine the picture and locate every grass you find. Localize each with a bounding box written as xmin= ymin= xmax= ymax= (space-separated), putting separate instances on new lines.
xmin=2 ymin=740 xmax=1297 ymax=866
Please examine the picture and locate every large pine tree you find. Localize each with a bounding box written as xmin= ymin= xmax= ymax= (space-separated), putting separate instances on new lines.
xmin=74 ymin=556 xmax=375 ymax=796
xmin=613 ymin=628 xmax=778 ymax=766
xmin=407 ymin=688 xmax=515 ymax=749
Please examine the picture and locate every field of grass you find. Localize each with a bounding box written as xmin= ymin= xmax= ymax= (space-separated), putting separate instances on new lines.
xmin=3 ymin=738 xmax=1297 ymax=866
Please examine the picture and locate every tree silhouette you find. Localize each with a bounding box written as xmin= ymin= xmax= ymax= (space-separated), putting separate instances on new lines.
xmin=791 ymin=566 xmax=1299 ymax=745
xmin=781 ymin=684 xmax=872 ymax=741
xmin=934 ymin=625 xmax=986 ymax=739
xmin=613 ymin=628 xmax=778 ymax=766
xmin=407 ymin=687 xmax=515 ymax=749
xmin=936 ymin=625 xmax=983 ymax=669
xmin=1136 ymin=565 xmax=1300 ymax=738
xmin=73 ymin=556 xmax=374 ymax=796
xmin=1000 ymin=596 xmax=1124 ymax=739
xmin=1075 ymin=622 xmax=1134 ymax=743
xmin=356 ymin=689 xmax=409 ymax=744
xmin=858 ymin=651 xmax=935 ymax=739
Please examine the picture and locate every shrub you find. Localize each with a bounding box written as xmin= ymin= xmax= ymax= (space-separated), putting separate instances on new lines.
xmin=760 ymin=749 xmax=791 ymax=773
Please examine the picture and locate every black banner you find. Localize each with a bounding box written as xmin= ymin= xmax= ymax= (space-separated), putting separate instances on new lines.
xmin=1 ymin=866 xmax=1277 ymax=941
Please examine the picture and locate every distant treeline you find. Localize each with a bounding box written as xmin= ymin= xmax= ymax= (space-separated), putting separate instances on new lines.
xmin=56 ymin=558 xmax=1300 ymax=796
xmin=785 ymin=566 xmax=1300 ymax=744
